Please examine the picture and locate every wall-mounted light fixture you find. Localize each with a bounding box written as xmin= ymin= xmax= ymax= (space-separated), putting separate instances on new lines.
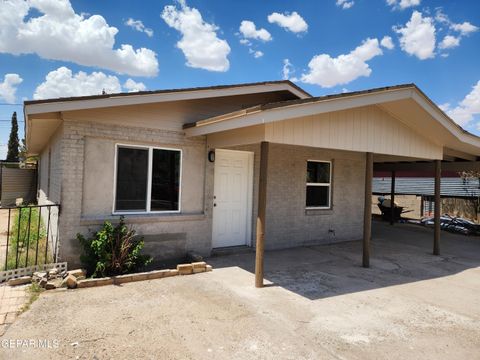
xmin=208 ymin=150 xmax=215 ymax=163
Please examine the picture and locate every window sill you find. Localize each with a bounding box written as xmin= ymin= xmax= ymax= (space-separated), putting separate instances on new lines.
xmin=305 ymin=208 xmax=334 ymax=216
xmin=80 ymin=212 xmax=206 ymax=226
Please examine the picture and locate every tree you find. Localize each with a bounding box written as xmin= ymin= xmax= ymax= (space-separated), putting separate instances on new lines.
xmin=6 ymin=111 xmax=19 ymax=162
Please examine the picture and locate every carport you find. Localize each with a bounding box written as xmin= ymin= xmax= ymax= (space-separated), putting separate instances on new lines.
xmin=185 ymin=84 xmax=480 ymax=287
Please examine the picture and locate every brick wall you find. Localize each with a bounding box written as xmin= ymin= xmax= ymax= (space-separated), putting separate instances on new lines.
xmin=57 ymin=120 xmax=212 ymax=267
xmin=263 ymin=143 xmax=365 ymax=249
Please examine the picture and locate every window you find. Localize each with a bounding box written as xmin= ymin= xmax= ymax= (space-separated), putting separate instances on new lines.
xmin=114 ymin=145 xmax=181 ymax=213
xmin=306 ymin=161 xmax=331 ymax=209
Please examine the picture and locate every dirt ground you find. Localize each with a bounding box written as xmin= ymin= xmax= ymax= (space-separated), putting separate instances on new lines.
xmin=2 ymin=221 xmax=480 ymax=360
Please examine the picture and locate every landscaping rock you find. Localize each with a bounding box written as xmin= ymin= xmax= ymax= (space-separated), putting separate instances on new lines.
xmin=77 ymin=277 xmax=114 ymax=288
xmin=68 ymin=269 xmax=87 ymax=279
xmin=32 ymin=272 xmax=47 ymax=283
xmin=206 ymin=265 xmax=213 ymax=272
xmin=147 ymin=269 xmax=171 ymax=280
xmin=62 ymin=274 xmax=78 ymax=289
xmin=45 ymin=281 xmax=57 ymax=290
xmin=177 ymin=264 xmax=193 ymax=275
xmin=192 ymin=261 xmax=207 ymax=273
xmin=45 ymin=278 xmax=63 ymax=290
xmin=48 ymin=268 xmax=59 ymax=276
xmin=39 ymin=278 xmax=48 ymax=288
xmin=8 ymin=276 xmax=32 ymax=286
xmin=169 ymin=269 xmax=179 ymax=276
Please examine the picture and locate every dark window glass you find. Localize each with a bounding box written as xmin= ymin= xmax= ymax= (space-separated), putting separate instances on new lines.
xmin=115 ymin=147 xmax=148 ymax=211
xmin=306 ymin=186 xmax=329 ymax=208
xmin=151 ymin=149 xmax=181 ymax=211
xmin=307 ymin=162 xmax=330 ymax=183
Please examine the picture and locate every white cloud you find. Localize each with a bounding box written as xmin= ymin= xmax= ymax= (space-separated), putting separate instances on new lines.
xmin=439 ymin=35 xmax=460 ymax=49
xmin=248 ymin=49 xmax=264 ymax=58
xmin=0 ymin=73 xmax=23 ymax=104
xmin=336 ymin=0 xmax=354 ymax=9
xmin=125 ymin=18 xmax=153 ymax=37
xmin=239 ymin=39 xmax=251 ymax=46
xmin=380 ymin=36 xmax=395 ymax=49
xmin=123 ymin=78 xmax=146 ymax=92
xmin=267 ymin=12 xmax=308 ymax=33
xmin=32 ymin=66 xmax=150 ymax=99
xmin=0 ymin=0 xmax=158 ymax=76
xmin=300 ymin=38 xmax=383 ymax=88
xmin=282 ymin=59 xmax=295 ymax=80
xmin=394 ymin=11 xmax=436 ymax=60
xmin=441 ymin=81 xmax=480 ymax=127
xmin=161 ymin=0 xmax=231 ymax=72
xmin=434 ymin=9 xmax=478 ymax=55
xmin=451 ymin=22 xmax=479 ymax=36
xmin=435 ymin=9 xmax=478 ymax=36
xmin=239 ymin=21 xmax=272 ymax=41
xmin=386 ymin=0 xmax=420 ymax=10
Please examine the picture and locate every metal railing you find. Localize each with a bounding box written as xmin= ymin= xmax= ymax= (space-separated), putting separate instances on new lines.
xmin=1 ymin=204 xmax=60 ymax=271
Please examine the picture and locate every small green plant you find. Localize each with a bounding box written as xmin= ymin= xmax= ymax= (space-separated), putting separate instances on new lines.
xmin=77 ymin=217 xmax=152 ymax=278
xmin=20 ymin=282 xmax=44 ymax=314
xmin=11 ymin=206 xmax=47 ymax=246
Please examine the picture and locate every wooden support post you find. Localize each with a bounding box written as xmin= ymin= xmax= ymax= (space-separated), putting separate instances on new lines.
xmin=363 ymin=152 xmax=373 ymax=268
xmin=390 ymin=170 xmax=396 ymax=225
xmin=255 ymin=141 xmax=269 ymax=288
xmin=434 ymin=160 xmax=441 ymax=255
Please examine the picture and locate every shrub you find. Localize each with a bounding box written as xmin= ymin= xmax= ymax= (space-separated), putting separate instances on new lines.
xmin=77 ymin=217 xmax=152 ymax=278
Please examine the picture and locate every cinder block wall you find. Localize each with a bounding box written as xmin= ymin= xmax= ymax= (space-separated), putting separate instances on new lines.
xmin=57 ymin=120 xmax=213 ymax=267
xmin=263 ymin=143 xmax=365 ymax=249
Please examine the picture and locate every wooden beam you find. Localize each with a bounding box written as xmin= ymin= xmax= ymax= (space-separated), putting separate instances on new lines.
xmin=390 ymin=170 xmax=396 ymax=225
xmin=374 ymin=161 xmax=480 ymax=172
xmin=255 ymin=141 xmax=269 ymax=288
xmin=363 ymin=152 xmax=373 ymax=268
xmin=443 ymin=148 xmax=477 ymax=162
xmin=434 ymin=160 xmax=441 ymax=256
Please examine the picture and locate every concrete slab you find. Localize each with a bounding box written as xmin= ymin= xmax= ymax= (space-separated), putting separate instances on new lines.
xmin=2 ymin=220 xmax=480 ymax=359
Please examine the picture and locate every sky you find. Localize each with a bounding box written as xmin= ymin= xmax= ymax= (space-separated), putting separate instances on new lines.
xmin=0 ymin=0 xmax=479 ymax=160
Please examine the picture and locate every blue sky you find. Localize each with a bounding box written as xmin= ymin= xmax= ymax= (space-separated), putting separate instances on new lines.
xmin=0 ymin=0 xmax=479 ymax=159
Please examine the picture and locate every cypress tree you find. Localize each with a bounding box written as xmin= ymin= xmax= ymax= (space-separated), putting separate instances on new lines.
xmin=6 ymin=111 xmax=19 ymax=162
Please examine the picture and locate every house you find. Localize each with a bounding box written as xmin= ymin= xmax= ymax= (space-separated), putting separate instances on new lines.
xmin=24 ymin=81 xmax=480 ymax=287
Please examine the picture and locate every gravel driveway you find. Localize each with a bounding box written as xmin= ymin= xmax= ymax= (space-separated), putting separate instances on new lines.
xmin=2 ymin=222 xmax=480 ymax=359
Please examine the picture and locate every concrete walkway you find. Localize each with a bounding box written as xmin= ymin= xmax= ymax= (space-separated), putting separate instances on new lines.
xmin=2 ymin=221 xmax=480 ymax=359
xmin=0 ymin=284 xmax=28 ymax=336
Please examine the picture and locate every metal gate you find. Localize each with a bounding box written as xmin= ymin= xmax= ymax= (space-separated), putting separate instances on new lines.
xmin=0 ymin=204 xmax=60 ymax=271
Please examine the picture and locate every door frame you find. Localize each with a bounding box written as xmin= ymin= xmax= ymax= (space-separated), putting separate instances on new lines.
xmin=212 ymin=149 xmax=255 ymax=248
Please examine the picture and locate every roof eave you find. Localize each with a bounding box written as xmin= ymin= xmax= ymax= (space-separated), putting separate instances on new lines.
xmin=24 ymin=80 xmax=311 ymax=115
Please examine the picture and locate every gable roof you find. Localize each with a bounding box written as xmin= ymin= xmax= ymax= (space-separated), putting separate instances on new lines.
xmin=184 ymin=83 xmax=480 ymax=157
xmin=24 ymin=80 xmax=311 ymax=115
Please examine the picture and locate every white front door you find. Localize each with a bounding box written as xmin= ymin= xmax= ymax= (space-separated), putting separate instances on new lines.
xmin=212 ymin=149 xmax=253 ymax=248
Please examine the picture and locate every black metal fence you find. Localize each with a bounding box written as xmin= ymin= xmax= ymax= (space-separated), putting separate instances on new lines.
xmin=0 ymin=204 xmax=60 ymax=271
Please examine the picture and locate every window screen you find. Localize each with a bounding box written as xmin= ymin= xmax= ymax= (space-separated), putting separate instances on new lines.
xmin=115 ymin=146 xmax=181 ymax=212
xmin=306 ymin=161 xmax=331 ymax=208
xmin=115 ymin=147 xmax=149 ymax=211
xmin=151 ymin=149 xmax=181 ymax=211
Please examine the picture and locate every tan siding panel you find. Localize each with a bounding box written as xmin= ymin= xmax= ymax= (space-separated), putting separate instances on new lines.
xmin=265 ymin=105 xmax=442 ymax=159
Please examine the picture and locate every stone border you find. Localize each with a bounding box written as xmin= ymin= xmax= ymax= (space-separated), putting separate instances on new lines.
xmin=76 ymin=262 xmax=212 ymax=289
